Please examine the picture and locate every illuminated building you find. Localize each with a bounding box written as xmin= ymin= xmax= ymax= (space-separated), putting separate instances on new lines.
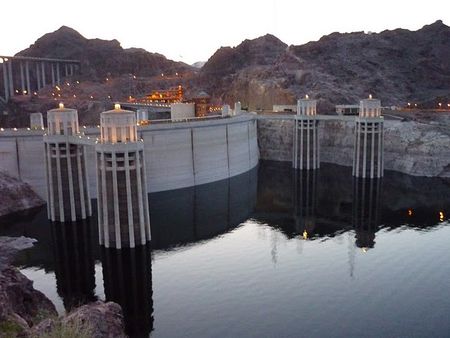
xmin=353 ymin=95 xmax=384 ymax=178
xmin=44 ymin=103 xmax=92 ymax=222
xmin=137 ymin=85 xmax=183 ymax=104
xmin=190 ymin=91 xmax=210 ymax=117
xmin=95 ymin=104 xmax=151 ymax=249
xmin=293 ymin=95 xmax=319 ymax=170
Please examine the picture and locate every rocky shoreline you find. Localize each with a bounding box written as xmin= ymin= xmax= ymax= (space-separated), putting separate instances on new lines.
xmin=0 ymin=236 xmax=127 ymax=338
xmin=0 ymin=173 xmax=45 ymax=218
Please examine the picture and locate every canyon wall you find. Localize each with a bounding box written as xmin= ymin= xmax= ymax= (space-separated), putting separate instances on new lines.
xmin=258 ymin=117 xmax=450 ymax=177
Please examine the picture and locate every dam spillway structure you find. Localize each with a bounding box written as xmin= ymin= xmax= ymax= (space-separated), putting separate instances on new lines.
xmin=96 ymin=104 xmax=151 ymax=249
xmin=44 ymin=103 xmax=92 ymax=222
xmin=352 ymin=95 xmax=384 ymax=178
xmin=293 ymin=95 xmax=320 ymax=170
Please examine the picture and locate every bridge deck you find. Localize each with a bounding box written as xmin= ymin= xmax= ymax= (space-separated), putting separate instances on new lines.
xmin=0 ymin=55 xmax=80 ymax=63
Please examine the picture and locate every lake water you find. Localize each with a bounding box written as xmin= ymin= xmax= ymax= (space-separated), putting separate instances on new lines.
xmin=1 ymin=160 xmax=450 ymax=338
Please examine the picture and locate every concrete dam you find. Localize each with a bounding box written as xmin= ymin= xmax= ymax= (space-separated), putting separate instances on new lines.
xmin=0 ymin=114 xmax=259 ymax=200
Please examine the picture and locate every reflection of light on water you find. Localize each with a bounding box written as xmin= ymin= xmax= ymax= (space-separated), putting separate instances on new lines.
xmin=439 ymin=211 xmax=444 ymax=222
xmin=408 ymin=209 xmax=413 ymax=216
xmin=362 ymin=247 xmax=368 ymax=253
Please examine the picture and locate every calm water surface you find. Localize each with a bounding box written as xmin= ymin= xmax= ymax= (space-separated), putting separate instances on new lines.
xmin=1 ymin=161 xmax=450 ymax=338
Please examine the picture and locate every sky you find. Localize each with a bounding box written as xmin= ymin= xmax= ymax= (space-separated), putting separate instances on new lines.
xmin=1 ymin=0 xmax=449 ymax=65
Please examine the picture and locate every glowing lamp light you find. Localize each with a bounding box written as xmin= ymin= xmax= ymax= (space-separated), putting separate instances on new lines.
xmin=0 ymin=58 xmax=3 ymax=64
xmin=408 ymin=209 xmax=413 ymax=216
xmin=438 ymin=103 xmax=442 ymax=108
xmin=305 ymin=94 xmax=309 ymax=99
xmin=114 ymin=103 xmax=121 ymax=110
xmin=59 ymin=102 xmax=64 ymax=109
xmin=439 ymin=211 xmax=444 ymax=222
xmin=302 ymin=230 xmax=308 ymax=240
xmin=369 ymin=94 xmax=373 ymax=99
xmin=4 ymin=58 xmax=8 ymax=62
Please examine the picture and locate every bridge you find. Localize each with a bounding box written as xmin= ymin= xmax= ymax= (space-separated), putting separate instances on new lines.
xmin=0 ymin=55 xmax=80 ymax=103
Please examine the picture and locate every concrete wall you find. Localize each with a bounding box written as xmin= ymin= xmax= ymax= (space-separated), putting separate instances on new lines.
xmin=0 ymin=115 xmax=259 ymax=199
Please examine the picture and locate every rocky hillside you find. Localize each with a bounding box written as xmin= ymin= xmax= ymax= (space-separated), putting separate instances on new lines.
xmin=199 ymin=20 xmax=450 ymax=111
xmin=0 ymin=173 xmax=45 ymax=217
xmin=17 ymin=26 xmax=193 ymax=80
xmin=4 ymin=21 xmax=449 ymax=125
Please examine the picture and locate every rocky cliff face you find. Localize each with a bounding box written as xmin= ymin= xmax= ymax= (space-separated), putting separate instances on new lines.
xmin=258 ymin=117 xmax=450 ymax=177
xmin=0 ymin=173 xmax=45 ymax=217
xmin=199 ymin=21 xmax=450 ymax=111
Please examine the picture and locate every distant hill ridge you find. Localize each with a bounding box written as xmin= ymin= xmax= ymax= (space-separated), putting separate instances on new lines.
xmin=15 ymin=21 xmax=450 ymax=109
xmin=17 ymin=26 xmax=192 ymax=80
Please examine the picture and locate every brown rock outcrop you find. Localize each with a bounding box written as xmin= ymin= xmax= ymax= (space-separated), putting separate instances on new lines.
xmin=0 ymin=173 xmax=45 ymax=217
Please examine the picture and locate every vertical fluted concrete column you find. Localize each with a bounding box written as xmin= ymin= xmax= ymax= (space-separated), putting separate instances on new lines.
xmin=352 ymin=95 xmax=384 ymax=178
xmin=65 ymin=64 xmax=68 ymax=77
xmin=96 ymin=104 xmax=151 ymax=249
xmin=69 ymin=64 xmax=74 ymax=76
xmin=20 ymin=62 xmax=25 ymax=94
xmin=7 ymin=59 xmax=13 ymax=96
xmin=352 ymin=177 xmax=382 ymax=250
xmin=2 ymin=60 xmax=9 ymax=101
xmin=44 ymin=103 xmax=92 ymax=222
xmin=293 ymin=95 xmax=319 ymax=170
xmin=25 ymin=61 xmax=31 ymax=95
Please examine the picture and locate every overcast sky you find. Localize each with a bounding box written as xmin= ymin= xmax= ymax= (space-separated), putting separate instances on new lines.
xmin=1 ymin=0 xmax=448 ymax=64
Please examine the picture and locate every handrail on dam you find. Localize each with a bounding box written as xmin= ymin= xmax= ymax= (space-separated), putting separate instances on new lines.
xmin=140 ymin=114 xmax=226 ymax=125
xmin=256 ymin=113 xmax=358 ymax=122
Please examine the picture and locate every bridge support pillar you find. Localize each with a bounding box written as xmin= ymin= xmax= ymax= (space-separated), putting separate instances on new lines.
xmin=96 ymin=104 xmax=151 ymax=249
xmin=293 ymin=96 xmax=319 ymax=170
xmin=25 ymin=61 xmax=30 ymax=95
xmin=36 ymin=62 xmax=41 ymax=90
xmin=2 ymin=61 xmax=9 ymax=101
xmin=44 ymin=103 xmax=92 ymax=222
xmin=41 ymin=62 xmax=46 ymax=87
xmin=51 ymin=63 xmax=55 ymax=87
xmin=352 ymin=96 xmax=384 ymax=178
xmin=56 ymin=63 xmax=61 ymax=85
xmin=7 ymin=59 xmax=13 ymax=96
xmin=20 ymin=62 xmax=25 ymax=94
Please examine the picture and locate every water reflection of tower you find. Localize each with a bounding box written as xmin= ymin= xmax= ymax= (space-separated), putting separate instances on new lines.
xmin=51 ymin=219 xmax=96 ymax=310
xmin=101 ymin=246 xmax=153 ymax=337
xmin=352 ymin=178 xmax=382 ymax=249
xmin=293 ymin=170 xmax=317 ymax=237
